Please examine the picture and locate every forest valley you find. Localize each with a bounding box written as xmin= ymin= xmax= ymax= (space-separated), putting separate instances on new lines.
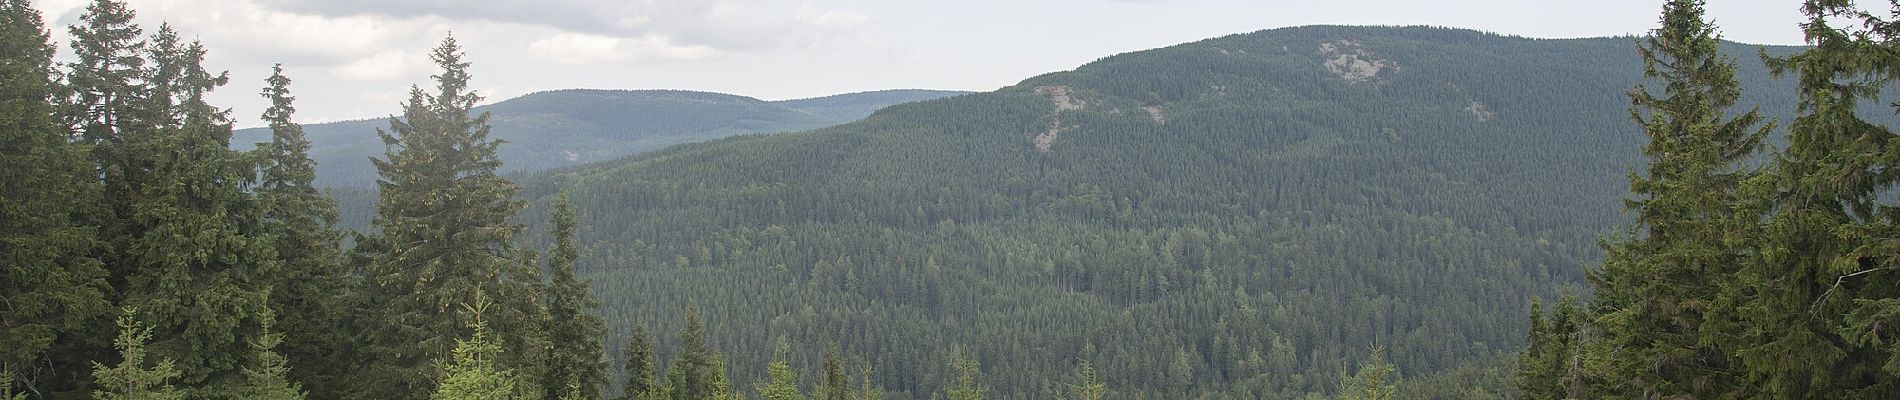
xmin=7 ymin=0 xmax=1900 ymax=399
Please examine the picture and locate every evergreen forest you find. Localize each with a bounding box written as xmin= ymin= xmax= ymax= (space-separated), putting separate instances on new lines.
xmin=6 ymin=0 xmax=1900 ymax=399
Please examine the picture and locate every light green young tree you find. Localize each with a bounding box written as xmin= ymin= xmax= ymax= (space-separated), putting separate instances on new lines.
xmin=943 ymin=352 xmax=985 ymax=400
xmin=230 ymin=308 xmax=306 ymax=400
xmin=432 ymin=298 xmax=538 ymax=400
xmin=1070 ymin=359 xmax=1106 ymax=400
xmin=91 ymin=308 xmax=184 ymax=400
xmin=852 ymin=366 xmax=881 ymax=400
xmin=754 ymin=344 xmax=805 ymax=400
xmin=1336 ymin=346 xmax=1397 ymax=400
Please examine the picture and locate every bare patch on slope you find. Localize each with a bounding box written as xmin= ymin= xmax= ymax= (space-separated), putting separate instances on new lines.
xmin=1031 ymin=85 xmax=1087 ymax=152
xmin=1465 ymin=100 xmax=1495 ymax=122
xmin=1037 ymin=85 xmax=1085 ymax=111
xmin=1318 ymin=40 xmax=1398 ymax=83
xmin=1143 ymin=106 xmax=1167 ymax=124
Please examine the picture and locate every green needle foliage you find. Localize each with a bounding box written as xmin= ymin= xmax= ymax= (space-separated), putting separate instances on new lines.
xmin=119 ymin=21 xmax=280 ymax=396
xmin=1336 ymin=346 xmax=1397 ymax=400
xmin=432 ymin=299 xmax=538 ymax=400
xmin=1586 ymin=0 xmax=1769 ymax=398
xmin=0 ymin=0 xmax=108 ymax=395
xmin=942 ymin=354 xmax=984 ymax=400
xmin=1735 ymin=0 xmax=1900 ymax=397
xmin=1529 ymin=0 xmax=1900 ymax=398
xmin=27 ymin=0 xmax=1900 ymax=397
xmin=664 ymin=307 xmax=730 ymax=400
xmin=618 ymin=324 xmax=660 ymax=400
xmin=817 ymin=347 xmax=847 ymax=400
xmin=230 ymin=309 xmax=305 ymax=400
xmin=1069 ymin=360 xmax=1106 ymax=400
xmin=91 ymin=309 xmax=184 ymax=400
xmin=1515 ymin=295 xmax=1586 ymax=400
xmin=255 ymin=62 xmax=352 ymax=400
xmin=357 ymin=35 xmax=547 ymax=400
xmin=544 ymin=194 xmax=608 ymax=400
xmin=754 ymin=346 xmax=804 ymax=400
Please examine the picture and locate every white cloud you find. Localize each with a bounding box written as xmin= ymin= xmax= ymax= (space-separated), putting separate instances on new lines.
xmin=334 ymin=49 xmax=429 ymax=81
xmin=252 ymin=0 xmax=881 ymax=54
xmin=528 ymin=32 xmax=719 ymax=65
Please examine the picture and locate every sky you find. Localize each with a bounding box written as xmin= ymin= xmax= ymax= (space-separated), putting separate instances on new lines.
xmin=29 ymin=0 xmax=1821 ymax=128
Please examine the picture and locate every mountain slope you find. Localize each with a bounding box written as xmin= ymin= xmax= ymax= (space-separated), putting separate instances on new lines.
xmin=516 ymin=26 xmax=1807 ymax=398
xmin=233 ymin=89 xmax=967 ymax=187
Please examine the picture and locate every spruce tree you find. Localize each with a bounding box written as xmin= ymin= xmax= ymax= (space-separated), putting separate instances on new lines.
xmin=817 ymin=346 xmax=847 ymax=400
xmin=432 ymin=300 xmax=538 ymax=400
xmin=943 ymin=353 xmax=984 ymax=400
xmin=544 ymin=194 xmax=607 ymax=400
xmin=0 ymin=0 xmax=109 ymax=395
xmin=1586 ymin=0 xmax=1768 ymax=397
xmin=754 ymin=345 xmax=804 ymax=400
xmin=230 ymin=309 xmax=306 ymax=400
xmin=255 ymin=63 xmax=352 ymax=399
xmin=1336 ymin=346 xmax=1397 ymax=400
xmin=701 ymin=356 xmax=739 ymax=400
xmin=64 ymin=0 xmax=144 ymax=229
xmin=1737 ymin=1 xmax=1900 ymax=396
xmin=91 ymin=309 xmax=184 ymax=400
xmin=618 ymin=324 xmax=658 ymax=400
xmin=1070 ymin=359 xmax=1106 ymax=400
xmin=56 ymin=1 xmax=147 ymax=390
xmin=852 ymin=367 xmax=880 ymax=400
xmin=358 ymin=35 xmax=543 ymax=400
xmin=112 ymin=23 xmax=280 ymax=396
xmin=665 ymin=307 xmax=725 ymax=400
xmin=1515 ymin=295 xmax=1585 ymax=399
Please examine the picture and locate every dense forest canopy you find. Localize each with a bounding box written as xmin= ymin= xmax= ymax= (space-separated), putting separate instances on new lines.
xmin=8 ymin=0 xmax=1900 ymax=399
xmin=511 ymin=24 xmax=1812 ymax=399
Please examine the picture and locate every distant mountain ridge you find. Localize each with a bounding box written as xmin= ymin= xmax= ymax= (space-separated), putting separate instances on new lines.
xmin=232 ymin=88 xmax=968 ymax=187
xmin=508 ymin=26 xmax=1817 ymax=398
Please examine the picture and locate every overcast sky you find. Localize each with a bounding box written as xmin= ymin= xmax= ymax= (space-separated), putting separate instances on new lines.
xmin=30 ymin=0 xmax=1818 ymax=128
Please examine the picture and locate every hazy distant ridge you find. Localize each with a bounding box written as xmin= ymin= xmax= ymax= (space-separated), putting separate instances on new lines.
xmin=232 ymin=88 xmax=968 ymax=187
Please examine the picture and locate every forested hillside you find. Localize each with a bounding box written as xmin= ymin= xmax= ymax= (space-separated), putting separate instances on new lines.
xmin=17 ymin=0 xmax=1894 ymax=398
xmin=511 ymin=26 xmax=1811 ymax=399
xmin=231 ymin=89 xmax=966 ymax=187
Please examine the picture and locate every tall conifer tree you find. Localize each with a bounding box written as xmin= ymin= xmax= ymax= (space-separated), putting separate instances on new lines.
xmin=817 ymin=347 xmax=847 ymax=400
xmin=618 ymin=325 xmax=659 ymax=400
xmin=1515 ymin=295 xmax=1585 ymax=400
xmin=64 ymin=0 xmax=143 ymax=241
xmin=1737 ymin=1 xmax=1900 ymax=396
xmin=942 ymin=353 xmax=984 ymax=400
xmin=359 ymin=35 xmax=544 ymax=400
xmin=0 ymin=0 xmax=109 ymax=396
xmin=666 ymin=307 xmax=726 ymax=400
xmin=255 ymin=63 xmax=352 ymax=399
xmin=1585 ymin=0 xmax=1766 ymax=397
xmin=118 ymin=23 xmax=280 ymax=395
xmin=544 ymin=194 xmax=607 ymax=400
xmin=1336 ymin=347 xmax=1397 ymax=400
